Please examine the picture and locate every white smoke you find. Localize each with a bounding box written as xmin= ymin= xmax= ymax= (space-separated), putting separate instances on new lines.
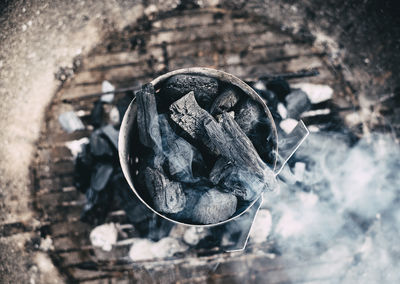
xmin=264 ymin=132 xmax=400 ymax=283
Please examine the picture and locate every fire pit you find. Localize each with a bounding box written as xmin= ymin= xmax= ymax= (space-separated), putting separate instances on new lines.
xmin=16 ymin=2 xmax=399 ymax=284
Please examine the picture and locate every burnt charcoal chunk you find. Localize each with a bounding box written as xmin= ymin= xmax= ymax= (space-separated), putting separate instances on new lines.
xmin=75 ymin=143 xmax=93 ymax=193
xmin=204 ymin=113 xmax=266 ymax=177
xmin=145 ymin=167 xmax=186 ymax=214
xmin=252 ymin=87 xmax=278 ymax=115
xmin=162 ymin=74 xmax=219 ymax=109
xmin=192 ymin=149 xmax=208 ymax=178
xmin=136 ymin=83 xmax=162 ymax=150
xmin=285 ymin=89 xmax=311 ymax=119
xmin=81 ymin=187 xmax=112 ymax=225
xmin=169 ymin=91 xmax=216 ymax=150
xmin=205 ymin=113 xmax=278 ymax=197
xmin=248 ymin=117 xmax=276 ymax=165
xmin=235 ymin=99 xmax=263 ymax=135
xmin=90 ymin=100 xmax=104 ymax=128
xmin=209 ymin=157 xmax=230 ymax=184
xmin=210 ymin=158 xmax=274 ymax=201
xmin=159 ymin=114 xmax=195 ymax=182
xmin=210 ymin=88 xmax=240 ymax=115
xmin=146 ymin=215 xmax=175 ymax=241
xmin=173 ymin=186 xmax=237 ymax=225
xmin=90 ymin=163 xmax=113 ymax=191
xmin=112 ymin=172 xmax=153 ymax=224
xmin=136 ymin=150 xmax=165 ymax=192
xmin=266 ymin=78 xmax=291 ymax=102
xmin=90 ymin=129 xmax=114 ymax=157
xmin=101 ymin=124 xmax=119 ymax=150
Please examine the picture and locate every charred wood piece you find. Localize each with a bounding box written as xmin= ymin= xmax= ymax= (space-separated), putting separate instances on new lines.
xmin=235 ymin=99 xmax=263 ymax=135
xmin=145 ymin=167 xmax=186 ymax=214
xmin=205 ymin=113 xmax=277 ymax=198
xmin=172 ymin=185 xmax=237 ymax=225
xmin=265 ymin=78 xmax=291 ymax=102
xmin=204 ymin=112 xmax=265 ymax=176
xmin=210 ymin=157 xmax=275 ymax=201
xmin=210 ymin=88 xmax=240 ymax=115
xmin=136 ymin=83 xmax=162 ymax=150
xmin=159 ymin=114 xmax=196 ymax=182
xmin=90 ymin=163 xmax=113 ymax=192
xmin=89 ymin=129 xmax=114 ymax=158
xmin=169 ymin=91 xmax=216 ymax=150
xmin=162 ymin=74 xmax=219 ymax=109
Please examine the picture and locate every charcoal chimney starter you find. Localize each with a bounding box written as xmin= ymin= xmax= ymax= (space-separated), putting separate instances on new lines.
xmin=119 ymin=67 xmax=306 ymax=229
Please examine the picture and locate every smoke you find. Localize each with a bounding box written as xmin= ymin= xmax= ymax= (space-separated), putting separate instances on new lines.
xmin=264 ymin=132 xmax=400 ymax=283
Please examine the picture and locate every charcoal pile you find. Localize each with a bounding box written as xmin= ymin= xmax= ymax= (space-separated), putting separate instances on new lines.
xmin=70 ymin=69 xmax=344 ymax=249
xmin=132 ymin=74 xmax=279 ymax=225
xmin=72 ymin=88 xmax=175 ymax=240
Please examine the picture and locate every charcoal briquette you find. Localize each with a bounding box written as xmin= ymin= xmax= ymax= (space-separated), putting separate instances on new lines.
xmin=254 ymin=88 xmax=278 ymax=115
xmin=162 ymin=74 xmax=219 ymax=109
xmin=81 ymin=187 xmax=111 ymax=225
xmin=145 ymin=167 xmax=186 ymax=214
xmin=116 ymin=94 xmax=134 ymax=124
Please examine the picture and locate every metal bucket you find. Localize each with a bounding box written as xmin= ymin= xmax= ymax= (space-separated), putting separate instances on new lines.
xmin=118 ymin=67 xmax=303 ymax=229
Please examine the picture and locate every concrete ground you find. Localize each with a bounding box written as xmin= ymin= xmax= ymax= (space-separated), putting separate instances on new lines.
xmin=0 ymin=0 xmax=399 ymax=283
